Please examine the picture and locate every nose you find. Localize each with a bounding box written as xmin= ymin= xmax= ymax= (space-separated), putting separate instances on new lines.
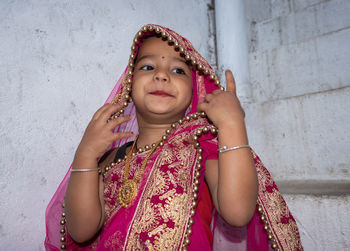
xmin=154 ymin=70 xmax=169 ymax=83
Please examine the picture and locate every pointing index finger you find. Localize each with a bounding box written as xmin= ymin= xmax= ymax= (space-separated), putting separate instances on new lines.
xmin=225 ymin=70 xmax=236 ymax=94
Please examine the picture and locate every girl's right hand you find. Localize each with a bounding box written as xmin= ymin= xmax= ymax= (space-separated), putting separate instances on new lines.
xmin=75 ymin=103 xmax=133 ymax=161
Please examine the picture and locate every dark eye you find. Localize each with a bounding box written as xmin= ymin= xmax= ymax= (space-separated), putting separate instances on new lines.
xmin=172 ymin=68 xmax=185 ymax=75
xmin=140 ymin=65 xmax=154 ymax=71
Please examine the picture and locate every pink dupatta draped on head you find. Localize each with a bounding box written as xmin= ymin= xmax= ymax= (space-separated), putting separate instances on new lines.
xmin=45 ymin=24 xmax=303 ymax=250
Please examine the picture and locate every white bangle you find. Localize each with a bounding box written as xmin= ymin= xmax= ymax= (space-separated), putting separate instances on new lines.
xmin=219 ymin=145 xmax=250 ymax=153
xmin=71 ymin=168 xmax=100 ymax=173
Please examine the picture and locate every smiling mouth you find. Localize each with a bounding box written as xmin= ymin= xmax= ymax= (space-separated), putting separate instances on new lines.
xmin=149 ymin=91 xmax=174 ymax=97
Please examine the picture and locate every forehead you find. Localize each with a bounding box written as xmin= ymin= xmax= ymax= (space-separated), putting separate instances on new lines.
xmin=137 ymin=37 xmax=182 ymax=59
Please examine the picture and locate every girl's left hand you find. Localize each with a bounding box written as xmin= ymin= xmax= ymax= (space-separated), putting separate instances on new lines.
xmin=197 ymin=70 xmax=245 ymax=129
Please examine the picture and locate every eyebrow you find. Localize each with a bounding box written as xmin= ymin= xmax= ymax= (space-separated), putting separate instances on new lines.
xmin=135 ymin=54 xmax=188 ymax=65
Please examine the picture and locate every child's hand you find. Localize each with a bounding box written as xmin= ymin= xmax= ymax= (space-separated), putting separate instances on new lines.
xmin=75 ymin=104 xmax=133 ymax=161
xmin=197 ymin=70 xmax=245 ymax=129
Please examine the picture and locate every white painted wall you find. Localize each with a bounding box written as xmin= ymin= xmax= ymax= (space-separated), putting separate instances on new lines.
xmin=244 ymin=0 xmax=350 ymax=185
xmin=243 ymin=0 xmax=350 ymax=250
xmin=0 ymin=1 xmax=214 ymax=249
xmin=284 ymin=194 xmax=350 ymax=250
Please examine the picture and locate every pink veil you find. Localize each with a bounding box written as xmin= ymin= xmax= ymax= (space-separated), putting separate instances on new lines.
xmin=45 ymin=24 xmax=303 ymax=251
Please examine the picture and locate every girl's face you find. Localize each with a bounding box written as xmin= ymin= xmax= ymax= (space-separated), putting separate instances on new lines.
xmin=132 ymin=37 xmax=193 ymax=123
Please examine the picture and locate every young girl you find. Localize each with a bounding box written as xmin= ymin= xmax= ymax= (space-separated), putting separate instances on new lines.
xmin=45 ymin=24 xmax=303 ymax=251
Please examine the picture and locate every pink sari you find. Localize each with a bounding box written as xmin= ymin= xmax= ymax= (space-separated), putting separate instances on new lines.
xmin=45 ymin=24 xmax=303 ymax=250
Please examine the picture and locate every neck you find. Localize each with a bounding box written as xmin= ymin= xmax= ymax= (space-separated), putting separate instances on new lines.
xmin=135 ymin=110 xmax=188 ymax=148
xmin=136 ymin=116 xmax=172 ymax=148
xmin=137 ymin=123 xmax=170 ymax=148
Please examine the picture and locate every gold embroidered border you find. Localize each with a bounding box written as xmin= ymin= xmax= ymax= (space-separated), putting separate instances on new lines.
xmin=124 ymin=126 xmax=199 ymax=250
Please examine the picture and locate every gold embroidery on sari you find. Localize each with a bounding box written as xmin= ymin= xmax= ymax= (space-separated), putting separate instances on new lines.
xmin=151 ymin=169 xmax=170 ymax=196
xmin=275 ymin=221 xmax=302 ymax=251
xmin=125 ymin=129 xmax=198 ymax=250
xmin=166 ymin=171 xmax=178 ymax=188
xmin=263 ymin=189 xmax=290 ymax=223
xmin=256 ymin=157 xmax=274 ymax=191
xmin=158 ymin=144 xmax=177 ymax=165
xmin=136 ymin=198 xmax=161 ymax=232
xmin=110 ymin=74 xmax=131 ymax=105
xmin=153 ymin=225 xmax=183 ymax=250
xmin=163 ymin=193 xmax=188 ymax=223
xmin=159 ymin=188 xmax=176 ymax=201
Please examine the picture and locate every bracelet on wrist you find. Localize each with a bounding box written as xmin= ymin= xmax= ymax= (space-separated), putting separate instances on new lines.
xmin=70 ymin=168 xmax=101 ymax=173
xmin=218 ymin=145 xmax=250 ymax=153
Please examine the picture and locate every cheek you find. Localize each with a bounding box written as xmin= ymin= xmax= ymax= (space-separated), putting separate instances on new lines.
xmin=180 ymin=84 xmax=193 ymax=106
xmin=130 ymin=86 xmax=142 ymax=107
xmin=131 ymin=76 xmax=144 ymax=99
xmin=184 ymin=80 xmax=193 ymax=100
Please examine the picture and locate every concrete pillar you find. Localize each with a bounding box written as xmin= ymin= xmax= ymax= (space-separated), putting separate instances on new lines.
xmin=215 ymin=0 xmax=251 ymax=102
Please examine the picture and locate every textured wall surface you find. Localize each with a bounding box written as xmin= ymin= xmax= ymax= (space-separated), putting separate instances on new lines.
xmin=243 ymin=0 xmax=350 ymax=250
xmin=0 ymin=0 xmax=214 ymax=249
xmin=245 ymin=0 xmax=350 ymax=183
xmin=284 ymin=195 xmax=350 ymax=250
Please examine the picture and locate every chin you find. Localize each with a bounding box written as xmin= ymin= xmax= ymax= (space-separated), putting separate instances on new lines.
xmin=146 ymin=106 xmax=171 ymax=114
xmin=147 ymin=109 xmax=187 ymax=123
xmin=145 ymin=101 xmax=175 ymax=113
xmin=135 ymin=101 xmax=189 ymax=123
